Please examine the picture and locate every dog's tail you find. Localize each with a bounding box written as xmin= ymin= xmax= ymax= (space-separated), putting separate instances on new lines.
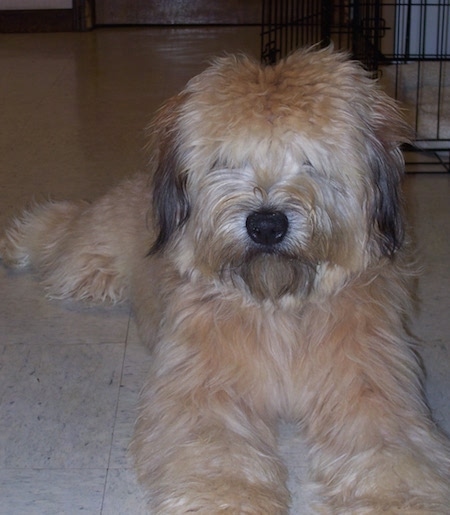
xmin=1 ymin=199 xmax=81 ymax=269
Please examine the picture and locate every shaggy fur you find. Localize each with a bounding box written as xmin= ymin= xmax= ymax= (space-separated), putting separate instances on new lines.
xmin=1 ymin=47 xmax=450 ymax=513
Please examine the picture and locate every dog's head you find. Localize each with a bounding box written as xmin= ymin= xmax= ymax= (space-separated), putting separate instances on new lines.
xmin=147 ymin=47 xmax=411 ymax=303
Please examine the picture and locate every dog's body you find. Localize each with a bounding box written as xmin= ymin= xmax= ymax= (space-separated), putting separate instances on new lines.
xmin=2 ymin=47 xmax=450 ymax=513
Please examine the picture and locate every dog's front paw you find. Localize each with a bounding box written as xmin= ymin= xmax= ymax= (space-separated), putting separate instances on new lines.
xmin=150 ymin=478 xmax=289 ymax=514
xmin=307 ymin=447 xmax=450 ymax=514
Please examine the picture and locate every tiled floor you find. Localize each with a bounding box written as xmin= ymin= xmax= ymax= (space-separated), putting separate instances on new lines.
xmin=0 ymin=27 xmax=449 ymax=514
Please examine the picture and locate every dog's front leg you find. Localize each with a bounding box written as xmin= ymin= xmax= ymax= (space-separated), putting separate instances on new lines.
xmin=130 ymin=296 xmax=291 ymax=515
xmin=299 ymin=296 xmax=450 ymax=514
xmin=132 ymin=372 xmax=290 ymax=514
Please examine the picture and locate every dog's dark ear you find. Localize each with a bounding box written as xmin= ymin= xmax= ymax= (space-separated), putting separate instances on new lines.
xmin=367 ymin=98 xmax=412 ymax=258
xmin=368 ymin=141 xmax=405 ymax=257
xmin=147 ymin=95 xmax=190 ymax=254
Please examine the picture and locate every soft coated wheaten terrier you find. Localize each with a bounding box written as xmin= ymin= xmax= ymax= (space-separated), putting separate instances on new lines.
xmin=1 ymin=47 xmax=450 ymax=513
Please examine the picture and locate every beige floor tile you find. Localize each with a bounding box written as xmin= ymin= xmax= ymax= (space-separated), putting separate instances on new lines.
xmin=0 ymin=268 xmax=131 ymax=345
xmin=0 ymin=469 xmax=106 ymax=515
xmin=0 ymin=341 xmax=124 ymax=469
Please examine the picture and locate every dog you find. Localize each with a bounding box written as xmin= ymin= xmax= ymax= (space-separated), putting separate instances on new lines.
xmin=1 ymin=47 xmax=450 ymax=513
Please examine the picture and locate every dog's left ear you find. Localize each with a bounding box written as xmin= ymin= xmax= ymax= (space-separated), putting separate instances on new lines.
xmin=147 ymin=94 xmax=190 ymax=254
xmin=366 ymin=95 xmax=412 ymax=258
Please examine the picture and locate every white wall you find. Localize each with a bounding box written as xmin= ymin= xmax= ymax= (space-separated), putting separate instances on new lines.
xmin=396 ymin=0 xmax=450 ymax=57
xmin=0 ymin=1 xmax=72 ymax=9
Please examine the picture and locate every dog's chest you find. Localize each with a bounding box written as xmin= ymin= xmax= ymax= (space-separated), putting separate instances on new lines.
xmin=206 ymin=303 xmax=307 ymax=417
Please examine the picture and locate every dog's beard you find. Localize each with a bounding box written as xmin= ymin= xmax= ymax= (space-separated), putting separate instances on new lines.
xmin=224 ymin=251 xmax=316 ymax=302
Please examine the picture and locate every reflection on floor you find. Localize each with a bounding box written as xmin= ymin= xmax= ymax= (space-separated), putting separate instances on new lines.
xmin=0 ymin=27 xmax=449 ymax=514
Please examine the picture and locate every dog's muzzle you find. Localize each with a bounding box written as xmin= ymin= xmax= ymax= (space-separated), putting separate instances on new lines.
xmin=246 ymin=210 xmax=289 ymax=246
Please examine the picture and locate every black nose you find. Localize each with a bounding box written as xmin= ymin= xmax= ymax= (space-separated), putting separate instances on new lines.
xmin=246 ymin=211 xmax=289 ymax=246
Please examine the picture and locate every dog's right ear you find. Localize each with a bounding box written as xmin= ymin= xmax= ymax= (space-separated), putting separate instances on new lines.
xmin=147 ymin=94 xmax=190 ymax=254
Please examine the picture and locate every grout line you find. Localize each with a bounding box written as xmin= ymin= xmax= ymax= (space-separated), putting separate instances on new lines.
xmin=100 ymin=306 xmax=132 ymax=514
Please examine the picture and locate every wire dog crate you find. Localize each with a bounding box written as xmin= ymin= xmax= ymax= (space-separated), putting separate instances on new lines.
xmin=261 ymin=0 xmax=450 ymax=172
